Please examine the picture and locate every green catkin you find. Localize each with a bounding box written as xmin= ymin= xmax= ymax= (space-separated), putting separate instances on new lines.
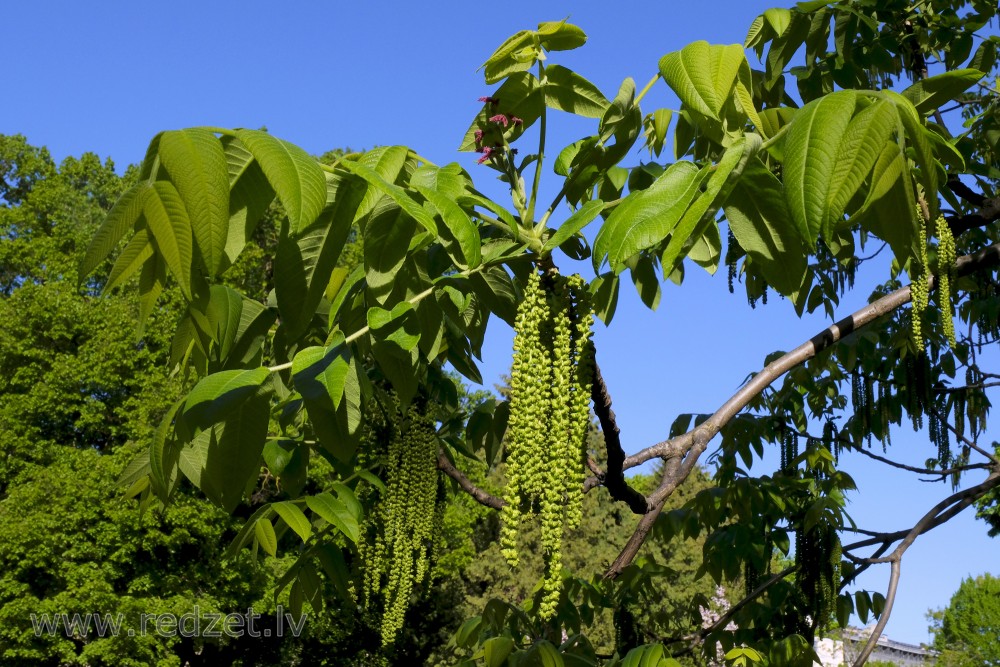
xmin=911 ymin=206 xmax=930 ymax=350
xmin=936 ymin=215 xmax=958 ymax=347
xmin=363 ymin=404 xmax=439 ymax=646
xmin=502 ymin=270 xmax=595 ymax=621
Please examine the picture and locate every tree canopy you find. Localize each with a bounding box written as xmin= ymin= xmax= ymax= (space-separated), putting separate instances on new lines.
xmin=69 ymin=1 xmax=1000 ymax=665
xmin=930 ymin=573 xmax=1000 ymax=666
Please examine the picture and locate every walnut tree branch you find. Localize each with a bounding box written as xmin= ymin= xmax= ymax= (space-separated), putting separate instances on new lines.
xmin=589 ymin=356 xmax=651 ymax=514
xmin=437 ymin=451 xmax=504 ymax=509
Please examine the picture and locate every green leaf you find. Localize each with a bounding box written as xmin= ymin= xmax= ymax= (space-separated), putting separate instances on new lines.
xmin=158 ymin=128 xmax=230 ymax=276
xmin=363 ymin=204 xmax=418 ymax=303
xmin=483 ymin=636 xmax=515 ymax=667
xmin=144 ymin=180 xmax=195 ymax=299
xmin=782 ymin=91 xmax=858 ymax=244
xmin=590 ymin=273 xmax=620 ymax=325
xmin=688 ymin=218 xmax=722 ymax=274
xmin=593 ymin=161 xmax=703 ymax=272
xmin=222 ymin=136 xmax=275 ymax=267
xmin=201 ymin=392 xmax=271 ymax=512
xmin=543 ymin=199 xmax=604 ymax=252
xmin=413 ymin=184 xmax=481 ymax=269
xmin=182 ymin=366 xmax=268 ymax=430
xmin=882 ymin=91 xmax=939 ymax=217
xmin=273 ymin=171 xmax=363 ymax=338
xmin=355 ymin=146 xmax=410 ymax=220
xmin=340 ymin=156 xmax=437 ymax=236
xmin=543 ymin=64 xmax=609 ymax=118
xmin=292 ymin=336 xmax=353 ymax=410
xmin=367 ymin=302 xmax=413 ymax=330
xmin=137 ymin=253 xmax=166 ymax=331
xmin=306 ymin=492 xmax=360 ymax=543
xmin=659 ymin=41 xmax=746 ymax=121
xmin=824 ymin=98 xmax=897 ymax=238
xmin=481 ymin=29 xmax=536 ymax=84
xmin=225 ymin=504 xmax=275 ymax=559
xmin=536 ymin=19 xmax=587 ymax=51
xmin=254 ymin=518 xmax=278 ymax=557
xmin=104 ymin=228 xmax=153 ymax=294
xmin=80 ymin=182 xmax=149 ymax=280
xmin=661 ymin=134 xmax=761 ymax=272
xmin=901 ymin=68 xmax=984 ymax=116
xmin=235 ymin=129 xmax=327 ymax=233
xmin=724 ymin=157 xmax=806 ymax=295
xmin=373 ymin=341 xmax=419 ymax=405
xmin=271 ymin=501 xmax=312 ymax=543
xmin=855 ymin=143 xmax=919 ymax=262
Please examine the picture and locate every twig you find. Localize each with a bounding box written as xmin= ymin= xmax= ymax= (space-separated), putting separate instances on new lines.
xmin=437 ymin=451 xmax=504 ymax=509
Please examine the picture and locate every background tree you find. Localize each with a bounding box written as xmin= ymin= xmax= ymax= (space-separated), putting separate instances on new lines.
xmin=929 ymin=573 xmax=1000 ymax=667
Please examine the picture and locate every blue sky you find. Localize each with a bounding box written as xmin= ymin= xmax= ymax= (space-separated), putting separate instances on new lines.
xmin=3 ymin=0 xmax=997 ymax=646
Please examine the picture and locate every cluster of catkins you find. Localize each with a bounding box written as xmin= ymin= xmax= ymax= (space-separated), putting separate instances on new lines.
xmin=910 ymin=209 xmax=958 ymax=350
xmin=794 ymin=523 xmax=842 ymax=632
xmin=501 ymin=269 xmax=594 ymax=619
xmin=360 ymin=403 xmax=439 ymax=646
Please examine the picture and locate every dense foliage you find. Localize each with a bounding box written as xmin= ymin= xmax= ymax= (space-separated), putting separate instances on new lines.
xmin=929 ymin=573 xmax=1000 ymax=667
xmin=19 ymin=0 xmax=1000 ymax=665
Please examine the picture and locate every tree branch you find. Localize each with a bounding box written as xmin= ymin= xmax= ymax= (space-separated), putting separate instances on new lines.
xmin=437 ymin=451 xmax=505 ymax=510
xmin=590 ymin=357 xmax=651 ymax=514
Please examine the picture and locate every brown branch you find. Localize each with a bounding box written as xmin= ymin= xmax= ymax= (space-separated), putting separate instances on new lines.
xmin=846 ymin=441 xmax=991 ymax=478
xmin=851 ymin=559 xmax=901 ymax=667
xmin=927 ymin=404 xmax=1000 ymax=464
xmin=590 ymin=357 xmax=651 ymax=514
xmin=437 ymin=451 xmax=504 ymax=510
xmin=604 ymin=241 xmax=1000 ymax=578
xmin=947 ymin=177 xmax=987 ymax=207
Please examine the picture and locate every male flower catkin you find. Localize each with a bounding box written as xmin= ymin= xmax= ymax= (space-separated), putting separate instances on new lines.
xmin=501 ymin=269 xmax=594 ymax=619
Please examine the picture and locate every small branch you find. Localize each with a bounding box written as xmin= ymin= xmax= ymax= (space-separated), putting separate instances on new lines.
xmin=927 ymin=405 xmax=1000 ymax=464
xmin=947 ymin=177 xmax=987 ymax=206
xmin=590 ymin=357 xmax=651 ymax=515
xmin=845 ymin=441 xmax=990 ymax=478
xmin=851 ymin=559 xmax=901 ymax=667
xmin=437 ymin=451 xmax=504 ymax=510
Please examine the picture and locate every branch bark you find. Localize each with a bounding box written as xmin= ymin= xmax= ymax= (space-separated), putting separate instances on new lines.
xmin=590 ymin=357 xmax=651 ymax=514
xmin=437 ymin=451 xmax=504 ymax=509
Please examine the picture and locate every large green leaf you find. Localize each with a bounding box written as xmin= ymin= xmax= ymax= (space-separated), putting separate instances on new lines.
xmin=201 ymin=392 xmax=271 ymax=512
xmin=364 ymin=204 xmax=418 ymax=303
xmin=306 ymin=492 xmax=360 ymax=543
xmin=80 ymin=182 xmax=148 ymax=280
xmin=144 ymin=180 xmax=195 ymax=299
xmin=292 ymin=337 xmax=353 ymax=410
xmin=235 ymin=129 xmax=327 ymax=233
xmin=137 ymin=253 xmax=166 ymax=332
xmin=543 ymin=199 xmax=604 ymax=252
xmin=724 ymin=158 xmax=806 ymax=295
xmin=413 ymin=184 xmax=481 ymax=269
xmin=158 ymin=128 xmax=231 ymax=276
xmin=855 ymin=142 xmax=919 ymax=262
xmin=782 ymin=91 xmax=858 ymax=244
xmin=543 ymin=65 xmax=609 ymax=118
xmin=901 ymin=68 xmax=984 ymax=116
xmin=593 ymin=161 xmax=704 ymax=272
xmin=339 ymin=157 xmax=437 ymax=235
xmin=659 ymin=41 xmax=746 ymax=121
xmin=104 ymin=228 xmax=153 ymax=294
xmin=355 ymin=146 xmax=409 ymax=221
xmin=271 ymin=501 xmax=312 ymax=543
xmin=661 ymin=134 xmax=761 ymax=272
xmin=182 ymin=367 xmax=270 ymax=429
xmin=273 ymin=171 xmax=363 ymax=339
xmin=222 ymin=137 xmax=275 ymax=267
xmin=823 ymin=98 xmax=897 ymax=238
xmin=882 ymin=91 xmax=939 ymax=218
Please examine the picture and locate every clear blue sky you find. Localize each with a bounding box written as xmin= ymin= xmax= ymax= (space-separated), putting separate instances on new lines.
xmin=3 ymin=0 xmax=996 ymax=646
